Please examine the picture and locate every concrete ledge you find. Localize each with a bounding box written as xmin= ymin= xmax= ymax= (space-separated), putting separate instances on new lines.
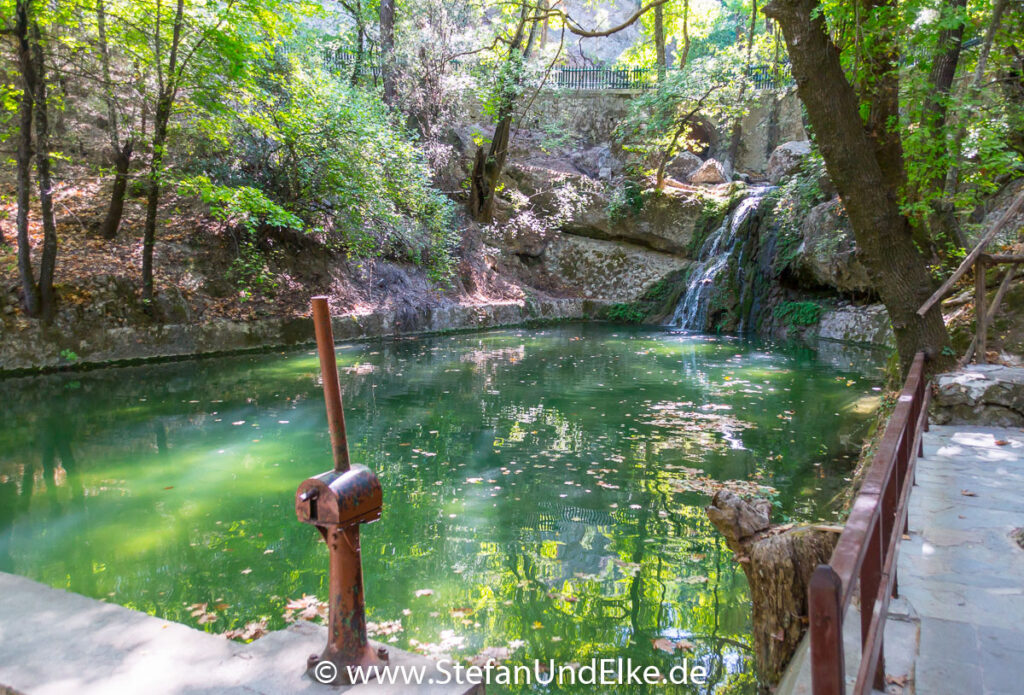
xmin=0 ymin=573 xmax=478 ymax=695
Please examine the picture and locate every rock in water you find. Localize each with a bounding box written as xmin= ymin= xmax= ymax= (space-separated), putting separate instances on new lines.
xmin=689 ymin=158 xmax=727 ymax=185
xmin=767 ymin=140 xmax=812 ymax=184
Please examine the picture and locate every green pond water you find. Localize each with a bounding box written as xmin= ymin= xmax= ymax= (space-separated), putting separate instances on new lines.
xmin=0 ymin=324 xmax=885 ymax=693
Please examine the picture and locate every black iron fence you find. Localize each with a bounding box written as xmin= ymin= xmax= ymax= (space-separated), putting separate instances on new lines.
xmin=320 ymin=48 xmax=793 ymax=93
xmin=549 ymin=64 xmax=792 ymax=91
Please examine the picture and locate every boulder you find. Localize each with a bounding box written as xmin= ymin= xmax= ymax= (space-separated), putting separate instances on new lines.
xmin=932 ymin=365 xmax=1024 ymax=427
xmin=689 ymin=158 xmax=727 ymax=185
xmin=814 ymin=303 xmax=893 ymax=347
xmin=569 ymin=145 xmax=618 ymax=180
xmin=794 ymin=198 xmax=873 ymax=295
xmin=767 ymin=140 xmax=811 ymax=184
xmin=664 ymin=151 xmax=703 ymax=181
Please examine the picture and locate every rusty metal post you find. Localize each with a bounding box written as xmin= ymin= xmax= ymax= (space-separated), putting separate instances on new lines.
xmin=312 ymin=296 xmax=351 ymax=473
xmin=298 ymin=296 xmax=388 ymax=684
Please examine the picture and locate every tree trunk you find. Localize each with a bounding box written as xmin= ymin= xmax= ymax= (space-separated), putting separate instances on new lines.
xmin=380 ymin=0 xmax=395 ymax=104
xmin=764 ymin=0 xmax=954 ymax=376
xmin=142 ymin=0 xmax=184 ymax=304
xmin=945 ymin=0 xmax=1008 ymax=194
xmin=654 ymin=3 xmax=666 ymax=80
xmin=351 ymin=25 xmax=365 ymax=87
xmin=14 ymin=0 xmax=40 ymax=317
xmin=99 ymin=142 xmax=133 ymax=240
xmin=96 ymin=0 xmax=133 ymax=240
xmin=30 ymin=20 xmax=58 ymax=321
xmin=855 ymin=0 xmax=905 ymax=196
xmin=379 ymin=0 xmax=396 ymax=105
xmin=142 ymin=100 xmax=170 ymax=304
xmin=725 ymin=0 xmax=757 ymax=175
xmin=469 ymin=2 xmax=535 ymax=223
xmin=679 ymin=0 xmax=690 ymax=70
xmin=917 ymin=0 xmax=969 ymax=254
xmin=706 ymin=491 xmax=838 ymax=685
xmin=1000 ymin=45 xmax=1024 ymax=158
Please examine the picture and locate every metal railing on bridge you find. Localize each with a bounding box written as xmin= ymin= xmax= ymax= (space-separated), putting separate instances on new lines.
xmin=551 ymin=63 xmax=792 ymax=91
xmin=320 ymin=48 xmax=792 ymax=93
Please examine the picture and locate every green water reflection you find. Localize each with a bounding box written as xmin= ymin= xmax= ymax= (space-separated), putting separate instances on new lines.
xmin=0 ymin=324 xmax=884 ymax=693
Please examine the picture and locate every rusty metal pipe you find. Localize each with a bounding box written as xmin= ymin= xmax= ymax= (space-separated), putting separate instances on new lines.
xmin=311 ymin=296 xmax=351 ymax=473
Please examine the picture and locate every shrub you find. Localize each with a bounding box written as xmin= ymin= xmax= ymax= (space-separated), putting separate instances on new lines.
xmin=185 ymin=55 xmax=459 ymax=284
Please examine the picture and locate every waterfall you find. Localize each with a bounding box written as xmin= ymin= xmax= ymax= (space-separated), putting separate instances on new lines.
xmin=670 ymin=186 xmax=770 ymax=330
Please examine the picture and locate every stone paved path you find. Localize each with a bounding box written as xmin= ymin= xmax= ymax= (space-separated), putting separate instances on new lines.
xmin=0 ymin=573 xmax=479 ymax=695
xmin=900 ymin=425 xmax=1024 ymax=695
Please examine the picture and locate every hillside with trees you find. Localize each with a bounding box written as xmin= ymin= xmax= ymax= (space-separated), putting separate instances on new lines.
xmin=1 ymin=0 xmax=1022 ymax=372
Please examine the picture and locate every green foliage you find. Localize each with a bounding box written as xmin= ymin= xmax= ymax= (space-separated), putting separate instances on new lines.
xmin=766 ymin=150 xmax=828 ymax=276
xmin=180 ymin=176 xmax=303 ymax=234
xmin=186 ymin=56 xmax=458 ymax=284
xmin=178 ymin=176 xmax=303 ymax=298
xmin=617 ymin=54 xmax=751 ymax=179
xmin=605 ymin=302 xmax=648 ymax=324
xmin=604 ymin=271 xmax=690 ymax=325
xmin=606 ymin=175 xmax=645 ymax=221
xmin=773 ymin=301 xmax=824 ymax=328
xmin=59 ymin=349 xmax=80 ymax=363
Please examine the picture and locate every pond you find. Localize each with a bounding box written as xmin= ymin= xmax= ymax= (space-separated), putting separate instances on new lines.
xmin=0 ymin=324 xmax=885 ymax=693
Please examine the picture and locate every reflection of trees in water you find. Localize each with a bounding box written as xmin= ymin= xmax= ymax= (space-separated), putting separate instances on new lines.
xmin=0 ymin=326 xmax=878 ymax=694
xmin=0 ymin=401 xmax=87 ymax=578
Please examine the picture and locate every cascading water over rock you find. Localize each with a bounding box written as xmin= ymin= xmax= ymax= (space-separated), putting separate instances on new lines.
xmin=670 ymin=187 xmax=771 ymax=330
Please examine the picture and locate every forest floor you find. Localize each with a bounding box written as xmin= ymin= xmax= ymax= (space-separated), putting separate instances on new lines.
xmin=0 ymin=164 xmax=568 ymax=334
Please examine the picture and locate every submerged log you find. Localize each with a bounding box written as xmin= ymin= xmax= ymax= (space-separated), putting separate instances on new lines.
xmin=706 ymin=490 xmax=839 ymax=685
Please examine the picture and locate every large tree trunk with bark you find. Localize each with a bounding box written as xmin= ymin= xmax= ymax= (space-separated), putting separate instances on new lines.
xmin=764 ymin=0 xmax=954 ymax=376
xmin=706 ymin=491 xmax=838 ymax=685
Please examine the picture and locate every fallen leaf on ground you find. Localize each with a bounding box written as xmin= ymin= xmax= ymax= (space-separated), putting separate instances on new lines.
xmin=960 ymin=489 xmax=977 ymax=497
xmin=223 ymin=619 xmax=268 ymax=641
xmin=994 ymin=440 xmax=1009 ymax=446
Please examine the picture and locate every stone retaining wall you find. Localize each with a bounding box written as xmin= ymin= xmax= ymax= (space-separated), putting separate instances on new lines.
xmin=0 ymin=298 xmax=610 ymax=375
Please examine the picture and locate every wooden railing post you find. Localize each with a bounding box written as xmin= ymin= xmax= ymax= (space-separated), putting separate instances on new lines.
xmin=976 ymin=257 xmax=987 ymax=364
xmin=809 ymin=566 xmax=846 ymax=695
xmin=859 ymin=518 xmax=886 ymax=691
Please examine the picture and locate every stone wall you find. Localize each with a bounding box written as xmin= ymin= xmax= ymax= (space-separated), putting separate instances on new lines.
xmin=525 ymin=91 xmax=637 ymax=144
xmin=932 ymin=366 xmax=1024 ymax=427
xmin=524 ymin=88 xmax=807 ymax=176
xmin=0 ymin=298 xmax=610 ymax=375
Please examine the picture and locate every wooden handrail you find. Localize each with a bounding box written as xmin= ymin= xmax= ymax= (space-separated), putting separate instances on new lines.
xmin=809 ymin=352 xmax=930 ymax=695
xmin=917 ymin=189 xmax=1024 ymax=317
